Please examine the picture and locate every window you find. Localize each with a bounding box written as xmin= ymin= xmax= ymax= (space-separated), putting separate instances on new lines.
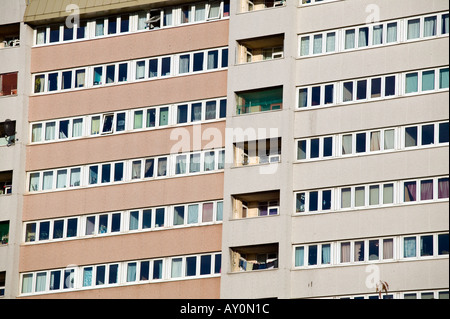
xmin=0 ymin=72 xmax=18 ymax=96
xmin=236 ymin=86 xmax=283 ymax=115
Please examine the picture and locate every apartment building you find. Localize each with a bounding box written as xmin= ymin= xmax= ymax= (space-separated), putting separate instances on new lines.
xmin=0 ymin=0 xmax=31 ymax=299
xmin=0 ymin=0 xmax=448 ymax=300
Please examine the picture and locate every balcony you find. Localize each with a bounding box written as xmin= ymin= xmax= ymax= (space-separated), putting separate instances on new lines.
xmin=0 ymin=23 xmax=20 ymax=50
xmin=237 ymin=34 xmax=284 ymax=64
xmin=230 ymin=243 xmax=279 ymax=272
xmin=239 ymin=0 xmax=286 ymax=13
xmin=234 ymin=137 xmax=281 ymax=167
xmin=232 ymin=190 xmax=280 ymax=219
xmin=236 ymin=86 xmax=283 ymax=115
xmin=0 ymin=171 xmax=13 ymax=196
xmin=0 ymin=120 xmax=16 ymax=147
xmin=0 ymin=72 xmax=18 ymax=97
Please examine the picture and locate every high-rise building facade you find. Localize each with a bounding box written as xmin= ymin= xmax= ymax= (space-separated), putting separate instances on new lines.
xmin=0 ymin=0 xmax=448 ymax=299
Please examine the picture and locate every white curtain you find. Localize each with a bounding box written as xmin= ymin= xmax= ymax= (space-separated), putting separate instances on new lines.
xmin=45 ymin=122 xmax=55 ymax=141
xmin=42 ymin=171 xmax=53 ymax=190
xmin=358 ymin=27 xmax=368 ymax=47
xmin=32 ymin=124 xmax=42 ymax=142
xmin=132 ymin=161 xmax=141 ymax=179
xmin=383 ymin=239 xmax=394 ymax=259
xmin=188 ymin=204 xmax=199 ymax=224
xmin=341 ymin=188 xmax=351 ymax=208
xmin=313 ymin=34 xmax=322 ymax=54
xmin=424 ymin=16 xmax=436 ymax=37
xmin=56 ymin=170 xmax=67 ymax=189
xmin=384 ymin=129 xmax=395 ymax=150
xmin=192 ymin=103 xmax=202 ymax=121
xmin=72 ymin=119 xmax=83 ymax=138
xmin=373 ymin=25 xmax=383 ymax=45
xmin=383 ymin=184 xmax=394 ymax=204
xmin=387 ymin=22 xmax=397 ymax=43
xmin=195 ymin=4 xmax=206 ymax=21
xmin=129 ymin=211 xmax=139 ymax=230
xmin=204 ymin=151 xmax=215 ymax=171
xmin=404 ymin=237 xmax=417 ymax=258
xmin=127 ymin=263 xmax=137 ymax=282
xmin=321 ymin=244 xmax=331 ymax=264
xmin=340 ymin=243 xmax=350 ymax=263
xmin=326 ymin=32 xmax=335 ymax=52
xmin=179 ymin=55 xmax=190 ymax=74
xmin=134 ymin=111 xmax=143 ymax=129
xmin=91 ymin=117 xmax=100 ymax=135
xmin=35 ymin=272 xmax=47 ymax=292
xmin=83 ymin=268 xmax=92 ymax=287
xmin=29 ymin=173 xmax=40 ymax=192
xmin=407 ymin=19 xmax=420 ymax=39
xmin=295 ymin=247 xmax=304 ymax=267
xmin=342 ymin=135 xmax=352 ymax=155
xmin=370 ymin=131 xmax=380 ymax=151
xmin=21 ymin=274 xmax=33 ymax=293
xmin=171 ymin=258 xmax=182 ymax=278
xmin=36 ymin=29 xmax=46 ymax=44
xmin=300 ymin=36 xmax=310 ymax=56
xmin=175 ymin=155 xmax=186 ymax=174
xmin=157 ymin=157 xmax=167 ymax=176
xmin=355 ymin=187 xmax=365 ymax=207
xmin=207 ymin=50 xmax=218 ymax=69
xmin=136 ymin=61 xmax=145 ymax=79
xmin=216 ymin=201 xmax=223 ymax=221
xmin=369 ymin=185 xmax=380 ymax=205
xmin=70 ymin=168 xmax=81 ymax=187
xmin=95 ymin=20 xmax=104 ymax=36
xmin=345 ymin=29 xmax=355 ymax=49
xmin=190 ymin=153 xmax=200 ymax=173
xmin=138 ymin=12 xmax=147 ymax=30
xmin=205 ymin=101 xmax=216 ymax=120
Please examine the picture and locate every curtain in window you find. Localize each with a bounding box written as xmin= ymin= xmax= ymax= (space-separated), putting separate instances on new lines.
xmin=369 ymin=185 xmax=379 ymax=205
xmin=438 ymin=178 xmax=449 ymax=199
xmin=298 ymin=89 xmax=308 ymax=108
xmin=83 ymin=268 xmax=92 ymax=287
xmin=340 ymin=243 xmax=350 ymax=263
xmin=75 ymin=70 xmax=85 ymax=88
xmin=31 ymin=124 xmax=42 ymax=142
xmin=127 ymin=263 xmax=137 ymax=282
xmin=207 ymin=50 xmax=218 ymax=69
xmin=89 ymin=166 xmax=98 ymax=184
xmin=322 ymin=245 xmax=331 ymax=264
xmin=153 ymin=260 xmax=163 ymax=279
xmin=206 ymin=101 xmax=216 ymax=120
xmin=341 ymin=188 xmax=351 ymax=208
xmin=131 ymin=161 xmax=141 ymax=179
xmin=422 ymin=70 xmax=435 ymax=91
xmin=300 ymin=36 xmax=309 ymax=56
xmin=384 ymin=129 xmax=395 ymax=150
xmin=313 ymin=34 xmax=322 ymax=54
xmin=36 ymin=29 xmax=46 ymax=44
xmin=42 ymin=171 xmax=53 ymax=190
xmin=191 ymin=103 xmax=202 ymax=122
xmin=204 ymin=151 xmax=215 ymax=171
xmin=216 ymin=201 xmax=223 ymax=221
xmin=387 ymin=22 xmax=397 ymax=43
xmin=138 ymin=12 xmax=147 ymax=30
xmin=424 ymin=16 xmax=437 ymax=37
xmin=190 ymin=153 xmax=200 ymax=173
xmin=95 ymin=20 xmax=104 ymax=36
xmin=171 ymin=258 xmax=182 ymax=278
xmin=405 ymin=73 xmax=418 ymax=93
xmin=383 ymin=184 xmax=394 ymax=204
xmin=129 ymin=211 xmax=139 ymax=230
xmin=404 ymin=237 xmax=416 ymax=257
xmin=179 ymin=55 xmax=190 ymax=74
xmin=404 ymin=181 xmax=417 ymax=202
xmin=295 ymin=247 xmax=304 ymax=267
xmin=144 ymin=159 xmax=154 ymax=178
xmin=370 ymin=131 xmax=380 ymax=151
xmin=443 ymin=14 xmax=449 ymax=34
xmin=373 ymin=25 xmax=383 ymax=45
xmin=188 ymin=204 xmax=199 ymax=224
xmin=29 ymin=173 xmax=39 ymax=191
xmin=407 ymin=19 xmax=420 ymax=39
xmin=326 ymin=32 xmax=335 ymax=52
xmin=21 ymin=274 xmax=33 ymax=293
xmin=175 ymin=155 xmax=186 ymax=174
xmin=343 ymin=82 xmax=353 ymax=102
xmin=355 ymin=187 xmax=365 ymax=207
xmin=420 ymin=180 xmax=433 ymax=200
xmin=202 ymin=203 xmax=214 ymax=222
xmin=439 ymin=68 xmax=449 ymax=89
xmin=45 ymin=122 xmax=55 ymax=140
xmin=35 ymin=272 xmax=47 ymax=292
xmin=358 ymin=27 xmax=369 ymax=47
xmin=93 ymin=67 xmax=102 ymax=85
xmin=345 ymin=29 xmax=355 ymax=49
xmin=159 ymin=107 xmax=169 ymax=126
xmin=208 ymin=2 xmax=221 ymax=19
xmin=342 ymin=135 xmax=352 ymax=155
xmin=195 ymin=4 xmax=206 ymax=21
xmin=157 ymin=158 xmax=167 ymax=176
xmin=383 ymin=239 xmax=394 ymax=259
xmin=56 ymin=170 xmax=67 ymax=189
xmin=72 ymin=119 xmax=83 ymax=138
xmin=354 ymin=241 xmax=364 ymax=261
xmin=70 ymin=168 xmax=81 ymax=187
xmin=133 ymin=111 xmax=143 ymax=129
xmin=136 ymin=61 xmax=145 ymax=79
xmin=91 ymin=117 xmax=100 ymax=135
